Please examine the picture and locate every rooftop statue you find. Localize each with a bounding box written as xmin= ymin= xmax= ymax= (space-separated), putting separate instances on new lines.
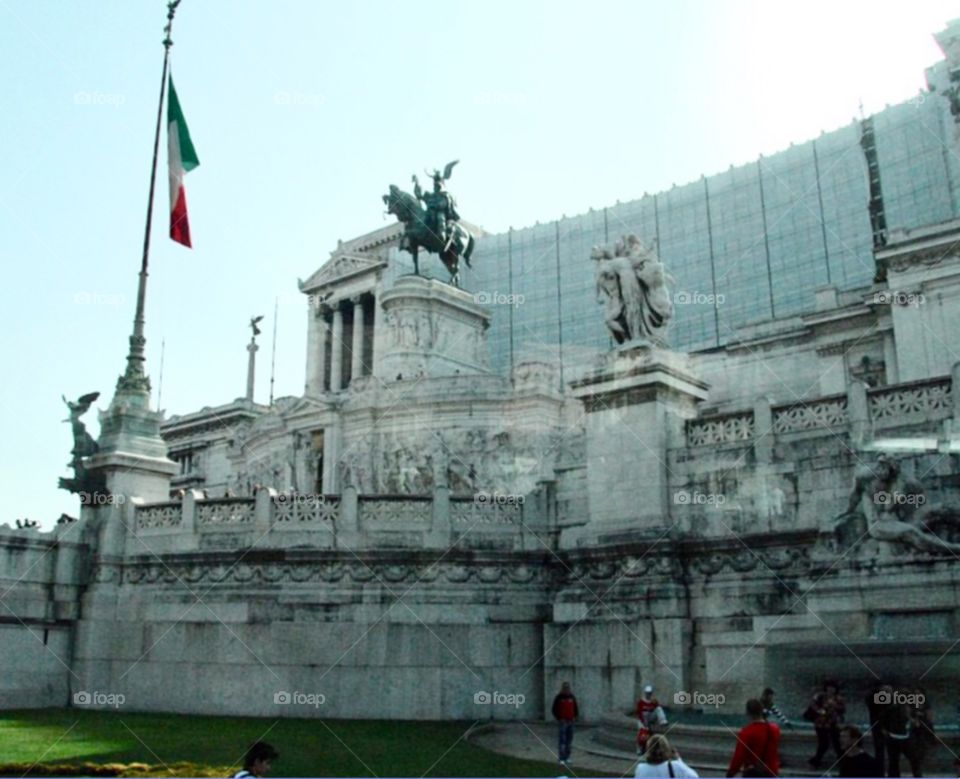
xmin=382 ymin=160 xmax=476 ymax=287
xmin=592 ymin=234 xmax=673 ymax=346
xmin=58 ymin=391 xmax=106 ymax=496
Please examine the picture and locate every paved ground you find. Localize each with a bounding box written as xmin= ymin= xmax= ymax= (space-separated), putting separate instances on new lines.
xmin=470 ymin=721 xmax=846 ymax=778
xmin=469 ymin=722 xmax=635 ymax=778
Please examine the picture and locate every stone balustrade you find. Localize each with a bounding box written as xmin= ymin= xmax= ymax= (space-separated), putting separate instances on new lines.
xmin=358 ymin=495 xmax=431 ymax=524
xmin=685 ymin=374 xmax=954 ymax=447
xmin=196 ymin=498 xmax=255 ymax=526
xmin=771 ymin=393 xmax=849 ymax=434
xmin=131 ymin=488 xmax=530 ymax=550
xmin=450 ymin=496 xmax=523 ymax=525
xmin=686 ymin=411 xmax=755 ymax=446
xmin=135 ymin=501 xmax=182 ymax=531
xmin=868 ymin=375 xmax=953 ymax=428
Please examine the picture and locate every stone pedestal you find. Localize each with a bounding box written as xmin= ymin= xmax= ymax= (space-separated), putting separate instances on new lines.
xmin=568 ymin=343 xmax=708 ymax=542
xmin=85 ymin=387 xmax=177 ymax=504
xmin=375 ymin=275 xmax=491 ymax=380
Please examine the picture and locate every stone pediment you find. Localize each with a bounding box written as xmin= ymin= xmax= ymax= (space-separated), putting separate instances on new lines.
xmin=298 ymin=252 xmax=387 ymax=294
xmin=278 ymin=395 xmax=331 ymax=419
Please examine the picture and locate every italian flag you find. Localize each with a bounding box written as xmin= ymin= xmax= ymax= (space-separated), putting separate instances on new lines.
xmin=167 ymin=75 xmax=199 ymax=247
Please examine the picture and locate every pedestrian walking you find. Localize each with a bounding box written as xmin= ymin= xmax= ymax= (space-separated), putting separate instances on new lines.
xmin=805 ymin=680 xmax=845 ymax=769
xmin=552 ymin=680 xmax=579 ymax=768
xmin=726 ymin=699 xmax=781 ymax=777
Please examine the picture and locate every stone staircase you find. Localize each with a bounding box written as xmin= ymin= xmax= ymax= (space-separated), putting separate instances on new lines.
xmin=584 ymin=711 xmax=959 ymax=778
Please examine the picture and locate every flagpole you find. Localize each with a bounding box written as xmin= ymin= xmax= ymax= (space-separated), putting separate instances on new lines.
xmin=118 ymin=0 xmax=182 ymax=395
xmin=269 ymin=297 xmax=279 ymax=406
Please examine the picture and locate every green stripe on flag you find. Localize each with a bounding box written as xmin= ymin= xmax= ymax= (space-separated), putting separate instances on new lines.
xmin=168 ymin=76 xmax=199 ymax=172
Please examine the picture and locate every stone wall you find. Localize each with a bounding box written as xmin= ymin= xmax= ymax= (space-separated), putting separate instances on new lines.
xmin=4 ymin=374 xmax=959 ymax=721
xmin=0 ymin=522 xmax=89 ymax=708
xmin=73 ymin=547 xmax=552 ymax=720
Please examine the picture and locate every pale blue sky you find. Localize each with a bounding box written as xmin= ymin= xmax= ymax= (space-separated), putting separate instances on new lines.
xmin=0 ymin=0 xmax=955 ymax=526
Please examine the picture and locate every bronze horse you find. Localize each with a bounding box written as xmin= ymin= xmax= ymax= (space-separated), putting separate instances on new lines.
xmin=383 ymin=185 xmax=475 ymax=286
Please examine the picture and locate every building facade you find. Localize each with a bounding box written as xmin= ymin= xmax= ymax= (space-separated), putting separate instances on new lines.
xmin=3 ymin=22 xmax=960 ymax=773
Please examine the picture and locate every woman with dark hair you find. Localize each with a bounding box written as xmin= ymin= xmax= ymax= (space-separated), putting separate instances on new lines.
xmin=806 ymin=680 xmax=845 ymax=769
xmin=634 ymin=734 xmax=699 ymax=778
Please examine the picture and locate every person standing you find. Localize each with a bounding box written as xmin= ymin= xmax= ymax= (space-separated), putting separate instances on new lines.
xmin=552 ymin=681 xmax=580 ymax=768
xmin=838 ymin=725 xmax=881 ymax=777
xmin=865 ymin=682 xmax=887 ymax=772
xmin=906 ymin=687 xmax=935 ymax=778
xmin=760 ymin=688 xmax=790 ymax=728
xmin=636 ymin=685 xmax=668 ymax=755
xmin=879 ymin=685 xmax=911 ymax=778
xmin=726 ymin=699 xmax=781 ymax=778
xmin=635 ymin=734 xmax=699 ymax=778
xmin=232 ymin=742 xmax=279 ymax=778
xmin=806 ymin=680 xmax=845 ymax=769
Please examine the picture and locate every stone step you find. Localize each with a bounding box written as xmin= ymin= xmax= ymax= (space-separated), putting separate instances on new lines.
xmin=591 ymin=712 xmax=958 ymax=777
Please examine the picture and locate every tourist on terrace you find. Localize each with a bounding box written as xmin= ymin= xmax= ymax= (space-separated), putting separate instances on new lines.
xmin=806 ymin=679 xmax=845 ymax=769
xmin=759 ymin=688 xmax=790 ymax=728
xmin=865 ymin=682 xmax=887 ymax=771
xmin=634 ymin=734 xmax=698 ymax=778
xmin=726 ymin=698 xmax=781 ymax=778
xmin=232 ymin=741 xmax=279 ymax=778
xmin=552 ymin=680 xmax=579 ymax=768
xmin=837 ymin=724 xmax=880 ymax=777
xmin=636 ymin=684 xmax=668 ymax=755
xmin=878 ymin=684 xmax=911 ymax=777
xmin=906 ymin=686 xmax=935 ymax=777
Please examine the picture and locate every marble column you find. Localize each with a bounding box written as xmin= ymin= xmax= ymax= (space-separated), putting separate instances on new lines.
xmin=351 ymin=295 xmax=365 ymax=383
xmin=330 ymin=303 xmax=343 ymax=392
xmin=371 ymin=287 xmax=383 ymax=378
xmin=246 ymin=339 xmax=258 ymax=402
xmin=305 ymin=304 xmax=329 ymax=396
xmin=316 ymin=308 xmax=329 ymax=393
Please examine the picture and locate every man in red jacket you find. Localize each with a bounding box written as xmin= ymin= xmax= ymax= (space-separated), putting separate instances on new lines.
xmin=552 ymin=681 xmax=580 ymax=767
xmin=727 ymin=699 xmax=781 ymax=777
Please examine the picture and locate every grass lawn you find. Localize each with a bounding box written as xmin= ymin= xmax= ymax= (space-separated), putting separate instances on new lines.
xmin=0 ymin=709 xmax=569 ymax=777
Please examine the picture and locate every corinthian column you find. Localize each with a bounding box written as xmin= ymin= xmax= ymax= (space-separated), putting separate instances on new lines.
xmin=351 ymin=295 xmax=365 ymax=383
xmin=330 ymin=304 xmax=343 ymax=392
xmin=305 ymin=303 xmax=329 ymax=395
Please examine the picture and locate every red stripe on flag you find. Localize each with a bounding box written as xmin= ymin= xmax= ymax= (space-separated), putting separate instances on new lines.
xmin=170 ymin=186 xmax=192 ymax=248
